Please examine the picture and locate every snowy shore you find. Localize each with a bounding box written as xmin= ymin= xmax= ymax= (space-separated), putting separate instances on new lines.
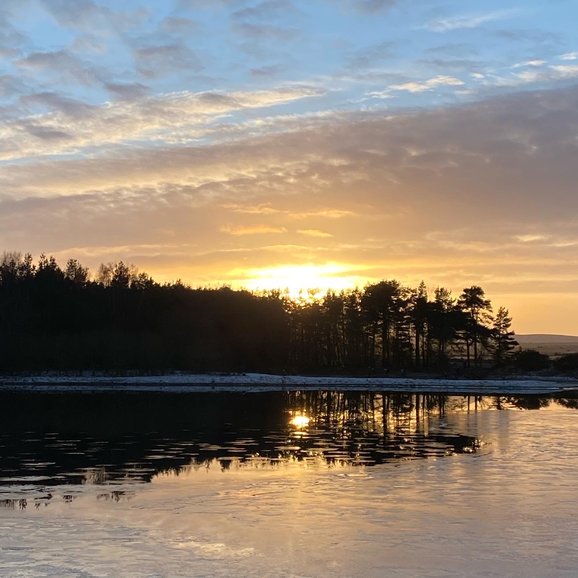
xmin=1 ymin=372 xmax=577 ymax=395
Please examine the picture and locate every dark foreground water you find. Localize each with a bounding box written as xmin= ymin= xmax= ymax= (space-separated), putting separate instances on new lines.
xmin=0 ymin=391 xmax=577 ymax=577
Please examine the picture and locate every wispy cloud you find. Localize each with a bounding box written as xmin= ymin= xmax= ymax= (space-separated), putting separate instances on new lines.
xmin=366 ymin=89 xmax=394 ymax=100
xmin=223 ymin=203 xmax=283 ymax=215
xmin=221 ymin=225 xmax=288 ymax=236
xmin=297 ymin=229 xmax=333 ymax=238
xmin=105 ymin=82 xmax=149 ymax=99
xmin=0 ymin=86 xmax=323 ymax=162
xmin=425 ymin=10 xmax=517 ymax=33
xmin=391 ymin=75 xmax=464 ymax=93
xmin=478 ymin=63 xmax=578 ymax=89
xmin=551 ymin=64 xmax=578 ymax=78
xmin=289 ymin=209 xmax=357 ymax=220
xmin=512 ymin=60 xmax=546 ymax=69
xmin=514 ymin=234 xmax=549 ymax=243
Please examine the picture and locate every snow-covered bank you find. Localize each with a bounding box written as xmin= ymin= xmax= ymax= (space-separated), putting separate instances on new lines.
xmin=1 ymin=373 xmax=577 ymax=395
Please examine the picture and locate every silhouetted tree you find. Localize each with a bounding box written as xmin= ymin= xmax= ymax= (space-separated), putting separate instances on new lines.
xmin=65 ymin=259 xmax=89 ymax=285
xmin=514 ymin=349 xmax=550 ymax=372
xmin=553 ymin=353 xmax=578 ymax=373
xmin=362 ymin=280 xmax=402 ymax=369
xmin=409 ymin=281 xmax=429 ymax=368
xmin=457 ymin=286 xmax=493 ymax=367
xmin=427 ymin=288 xmax=459 ymax=368
xmin=491 ymin=307 xmax=518 ymax=366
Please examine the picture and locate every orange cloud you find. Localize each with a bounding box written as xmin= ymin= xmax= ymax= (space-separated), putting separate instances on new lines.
xmin=297 ymin=229 xmax=333 ymax=238
xmin=220 ymin=224 xmax=288 ymax=236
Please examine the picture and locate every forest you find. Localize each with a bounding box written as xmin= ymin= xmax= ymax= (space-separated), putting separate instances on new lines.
xmin=0 ymin=251 xmax=522 ymax=374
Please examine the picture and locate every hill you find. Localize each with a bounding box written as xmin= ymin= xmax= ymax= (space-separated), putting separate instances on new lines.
xmin=516 ymin=334 xmax=578 ymax=356
xmin=517 ymin=334 xmax=578 ymax=344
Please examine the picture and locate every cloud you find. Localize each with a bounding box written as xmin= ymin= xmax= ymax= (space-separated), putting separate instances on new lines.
xmin=514 ymin=234 xmax=549 ymax=243
xmin=492 ymin=28 xmax=559 ymax=48
xmin=290 ymin=209 xmax=357 ymax=220
xmin=512 ymin=60 xmax=547 ymax=69
xmin=39 ymin=0 xmax=146 ymax=33
xmin=159 ymin=16 xmax=200 ymax=36
xmin=16 ymin=49 xmax=105 ymax=87
xmin=233 ymin=1 xmax=296 ymax=21
xmin=223 ymin=203 xmax=283 ymax=215
xmin=0 ymin=86 xmax=323 ymax=161
xmin=250 ymin=65 xmax=283 ymax=78
xmin=480 ymin=63 xmax=578 ymax=90
xmin=0 ymin=17 xmax=27 ymax=57
xmin=177 ymin=0 xmax=252 ymax=9
xmin=366 ymin=89 xmax=394 ymax=100
xmin=19 ymin=92 xmax=93 ymax=116
xmin=221 ymin=224 xmax=288 ymax=235
xmin=391 ymin=75 xmax=464 ymax=93
xmin=133 ymin=43 xmax=203 ymax=79
xmin=0 ymin=75 xmax=30 ymax=100
xmin=24 ymin=125 xmax=71 ymax=141
xmin=298 ymin=229 xmax=333 ymax=238
xmin=234 ymin=22 xmax=298 ymax=42
xmin=40 ymin=0 xmax=108 ymax=28
xmin=418 ymin=58 xmax=485 ymax=74
xmin=344 ymin=0 xmax=396 ymax=13
xmin=105 ymin=82 xmax=149 ymax=100
xmin=550 ymin=64 xmax=578 ymax=78
xmin=347 ymin=41 xmax=394 ymax=69
xmin=425 ymin=10 xmax=516 ymax=33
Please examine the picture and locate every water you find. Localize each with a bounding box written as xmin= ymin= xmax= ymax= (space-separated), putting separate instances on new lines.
xmin=0 ymin=391 xmax=577 ymax=577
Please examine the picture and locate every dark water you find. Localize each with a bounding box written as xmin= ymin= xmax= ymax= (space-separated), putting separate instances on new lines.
xmin=1 ymin=390 xmax=576 ymax=509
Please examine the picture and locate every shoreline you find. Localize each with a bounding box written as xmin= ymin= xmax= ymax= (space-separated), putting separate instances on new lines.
xmin=1 ymin=372 xmax=577 ymax=395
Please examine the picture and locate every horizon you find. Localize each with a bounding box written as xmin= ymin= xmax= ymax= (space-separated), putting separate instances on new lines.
xmin=1 ymin=1 xmax=577 ymax=334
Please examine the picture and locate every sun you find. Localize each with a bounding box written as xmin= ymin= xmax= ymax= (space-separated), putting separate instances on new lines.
xmin=239 ymin=263 xmax=365 ymax=300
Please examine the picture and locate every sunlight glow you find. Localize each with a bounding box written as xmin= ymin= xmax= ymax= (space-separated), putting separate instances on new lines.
xmin=289 ymin=415 xmax=311 ymax=428
xmin=239 ymin=264 xmax=366 ymax=300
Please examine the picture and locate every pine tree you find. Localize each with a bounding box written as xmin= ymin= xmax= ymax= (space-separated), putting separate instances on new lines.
xmin=492 ymin=306 xmax=518 ymax=366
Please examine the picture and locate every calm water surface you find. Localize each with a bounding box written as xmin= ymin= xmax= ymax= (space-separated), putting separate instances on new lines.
xmin=0 ymin=391 xmax=577 ymax=577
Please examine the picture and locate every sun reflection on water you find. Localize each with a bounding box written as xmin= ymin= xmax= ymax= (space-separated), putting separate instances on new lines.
xmin=289 ymin=414 xmax=311 ymax=428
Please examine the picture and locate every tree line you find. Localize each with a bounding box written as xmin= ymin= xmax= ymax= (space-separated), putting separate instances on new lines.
xmin=0 ymin=251 xmax=520 ymax=374
xmin=285 ymin=280 xmax=518 ymax=373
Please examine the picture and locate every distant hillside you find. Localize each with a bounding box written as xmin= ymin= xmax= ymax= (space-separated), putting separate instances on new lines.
xmin=516 ymin=334 xmax=578 ymax=344
xmin=515 ymin=334 xmax=578 ymax=356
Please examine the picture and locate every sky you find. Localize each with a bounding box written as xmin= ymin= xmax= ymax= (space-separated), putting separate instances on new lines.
xmin=1 ymin=0 xmax=578 ymax=334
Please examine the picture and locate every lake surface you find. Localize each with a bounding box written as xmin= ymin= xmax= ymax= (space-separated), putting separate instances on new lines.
xmin=1 ymin=391 xmax=577 ymax=577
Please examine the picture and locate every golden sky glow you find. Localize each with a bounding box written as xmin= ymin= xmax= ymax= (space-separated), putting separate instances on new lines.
xmin=239 ymin=264 xmax=368 ymax=300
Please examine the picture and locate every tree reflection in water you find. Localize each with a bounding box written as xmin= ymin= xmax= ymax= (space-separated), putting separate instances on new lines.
xmin=0 ymin=390 xmax=574 ymax=508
